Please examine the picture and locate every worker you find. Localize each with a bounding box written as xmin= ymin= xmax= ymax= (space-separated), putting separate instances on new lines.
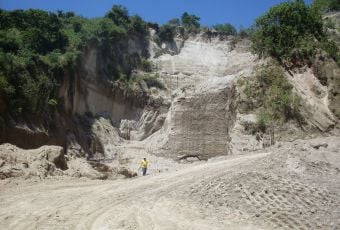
xmin=140 ymin=158 xmax=149 ymax=176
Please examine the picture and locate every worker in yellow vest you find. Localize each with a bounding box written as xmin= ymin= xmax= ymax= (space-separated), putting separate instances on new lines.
xmin=140 ymin=158 xmax=149 ymax=176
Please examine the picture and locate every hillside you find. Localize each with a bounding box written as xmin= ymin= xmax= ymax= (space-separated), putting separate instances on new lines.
xmin=0 ymin=2 xmax=340 ymax=230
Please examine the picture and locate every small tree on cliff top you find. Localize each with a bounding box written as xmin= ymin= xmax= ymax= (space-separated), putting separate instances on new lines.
xmin=181 ymin=12 xmax=200 ymax=32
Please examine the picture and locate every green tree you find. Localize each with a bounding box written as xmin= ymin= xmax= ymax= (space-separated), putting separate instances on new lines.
xmin=128 ymin=15 xmax=147 ymax=35
xmin=105 ymin=5 xmax=129 ymax=27
xmin=0 ymin=28 xmax=23 ymax=53
xmin=213 ymin=23 xmax=237 ymax=35
xmin=251 ymin=0 xmax=326 ymax=63
xmin=238 ymin=26 xmax=254 ymax=38
xmin=157 ymin=24 xmax=176 ymax=42
xmin=181 ymin=12 xmax=200 ymax=32
xmin=0 ymin=7 xmax=151 ymax=117
xmin=167 ymin=18 xmax=181 ymax=27
xmin=312 ymin=0 xmax=340 ymax=12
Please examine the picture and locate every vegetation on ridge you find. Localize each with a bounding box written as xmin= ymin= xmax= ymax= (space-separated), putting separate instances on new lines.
xmin=312 ymin=0 xmax=340 ymax=12
xmin=212 ymin=23 xmax=237 ymax=35
xmin=251 ymin=0 xmax=339 ymax=66
xmin=0 ymin=5 xmax=150 ymax=117
xmin=0 ymin=0 xmax=338 ymax=123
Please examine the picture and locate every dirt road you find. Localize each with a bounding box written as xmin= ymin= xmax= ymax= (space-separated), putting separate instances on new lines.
xmin=0 ymin=152 xmax=270 ymax=230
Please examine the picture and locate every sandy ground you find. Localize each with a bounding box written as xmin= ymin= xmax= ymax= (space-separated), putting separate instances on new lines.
xmin=0 ymin=152 xmax=270 ymax=230
xmin=1 ymin=136 xmax=339 ymax=230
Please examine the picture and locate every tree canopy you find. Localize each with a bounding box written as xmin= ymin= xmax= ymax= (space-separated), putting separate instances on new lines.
xmin=0 ymin=6 xmax=149 ymax=117
xmin=251 ymin=0 xmax=338 ymax=64
xmin=181 ymin=12 xmax=200 ymax=32
xmin=312 ymin=0 xmax=340 ymax=12
xmin=212 ymin=23 xmax=237 ymax=35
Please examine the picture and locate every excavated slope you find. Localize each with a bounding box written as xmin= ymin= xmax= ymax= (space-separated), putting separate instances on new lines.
xmin=144 ymin=36 xmax=259 ymax=159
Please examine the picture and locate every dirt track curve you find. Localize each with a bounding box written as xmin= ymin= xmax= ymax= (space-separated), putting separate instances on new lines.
xmin=0 ymin=152 xmax=270 ymax=230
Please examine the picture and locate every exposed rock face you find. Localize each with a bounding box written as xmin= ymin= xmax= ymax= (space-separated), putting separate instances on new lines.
xmin=156 ymin=38 xmax=253 ymax=77
xmin=54 ymin=39 xmax=165 ymax=157
xmin=148 ymin=29 xmax=184 ymax=58
xmin=120 ymin=110 xmax=166 ymax=141
xmin=0 ymin=32 xmax=263 ymax=162
xmin=313 ymin=56 xmax=340 ymax=120
xmin=147 ymin=76 xmax=237 ymax=160
xmin=0 ymin=33 xmax=155 ymax=153
xmin=89 ymin=117 xmax=123 ymax=159
xmin=287 ymin=68 xmax=338 ymax=131
xmin=2 ymin=27 xmax=338 ymax=166
xmin=0 ymin=125 xmax=50 ymax=149
xmin=60 ymin=42 xmax=149 ymax=126
xmin=142 ymin=34 xmax=258 ymax=159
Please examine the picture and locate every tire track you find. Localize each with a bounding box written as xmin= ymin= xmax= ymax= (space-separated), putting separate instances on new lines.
xmin=0 ymin=152 xmax=270 ymax=230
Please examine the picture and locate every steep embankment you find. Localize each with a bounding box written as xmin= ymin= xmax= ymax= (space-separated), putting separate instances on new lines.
xmin=286 ymin=67 xmax=338 ymax=131
xmin=0 ymin=31 xmax=260 ymax=178
xmin=1 ymin=27 xmax=339 ymax=178
xmin=143 ymin=35 xmax=259 ymax=159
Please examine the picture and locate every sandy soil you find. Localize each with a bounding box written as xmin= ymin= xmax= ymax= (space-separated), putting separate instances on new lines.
xmin=1 ymin=136 xmax=339 ymax=230
xmin=0 ymin=152 xmax=270 ymax=230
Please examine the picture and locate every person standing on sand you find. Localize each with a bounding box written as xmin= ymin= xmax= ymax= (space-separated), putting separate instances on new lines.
xmin=140 ymin=158 xmax=149 ymax=176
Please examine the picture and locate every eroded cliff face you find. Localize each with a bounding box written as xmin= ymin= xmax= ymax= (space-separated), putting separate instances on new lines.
xmin=313 ymin=56 xmax=340 ymax=120
xmin=55 ymin=37 xmax=167 ymax=158
xmin=1 ymin=29 xmax=338 ymax=162
xmin=287 ymin=67 xmax=338 ymax=132
xmin=0 ymin=35 xmax=158 ymax=156
xmin=57 ymin=32 xmax=255 ymax=160
xmin=60 ymin=40 xmax=149 ymax=124
xmin=152 ymin=77 xmax=237 ymax=159
xmin=143 ymin=34 xmax=259 ymax=159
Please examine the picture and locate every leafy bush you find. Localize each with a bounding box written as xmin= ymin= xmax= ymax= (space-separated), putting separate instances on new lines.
xmin=156 ymin=13 xmax=201 ymax=42
xmin=168 ymin=18 xmax=181 ymax=27
xmin=105 ymin=5 xmax=129 ymax=28
xmin=255 ymin=111 xmax=273 ymax=133
xmin=0 ymin=74 xmax=15 ymax=95
xmin=213 ymin=23 xmax=236 ymax=35
xmin=312 ymin=0 xmax=340 ymax=12
xmin=126 ymin=73 xmax=164 ymax=91
xmin=141 ymin=74 xmax=165 ymax=89
xmin=139 ymin=58 xmax=153 ymax=72
xmin=324 ymin=18 xmax=336 ymax=29
xmin=157 ymin=24 xmax=176 ymax=42
xmin=0 ymin=28 xmax=23 ymax=53
xmin=0 ymin=9 xmax=70 ymax=115
xmin=128 ymin=15 xmax=147 ymax=35
xmin=257 ymin=66 xmax=303 ymax=122
xmin=238 ymin=26 xmax=254 ymax=38
xmin=48 ymin=99 xmax=58 ymax=106
xmin=320 ymin=38 xmax=339 ymax=63
xmin=242 ymin=65 xmax=305 ymax=132
xmin=1 ymin=9 xmax=69 ymax=54
xmin=181 ymin=12 xmax=200 ymax=33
